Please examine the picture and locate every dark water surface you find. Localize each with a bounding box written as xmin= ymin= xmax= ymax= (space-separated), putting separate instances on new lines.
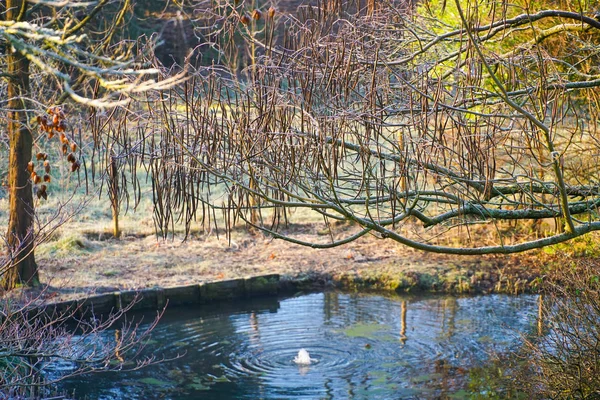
xmin=56 ymin=292 xmax=538 ymax=399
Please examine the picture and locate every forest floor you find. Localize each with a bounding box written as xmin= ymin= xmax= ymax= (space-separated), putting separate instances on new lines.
xmin=3 ymin=193 xmax=588 ymax=302
xmin=27 ymin=220 xmax=550 ymax=302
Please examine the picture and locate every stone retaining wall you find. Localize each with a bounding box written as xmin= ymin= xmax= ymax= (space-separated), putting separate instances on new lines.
xmin=42 ymin=274 xmax=280 ymax=317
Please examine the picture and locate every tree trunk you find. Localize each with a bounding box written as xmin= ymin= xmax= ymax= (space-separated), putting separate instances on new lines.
xmin=3 ymin=0 xmax=39 ymax=290
xmin=109 ymin=154 xmax=121 ymax=239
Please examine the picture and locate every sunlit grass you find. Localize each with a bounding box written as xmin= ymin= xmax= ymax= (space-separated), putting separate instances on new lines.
xmin=36 ymin=232 xmax=92 ymax=258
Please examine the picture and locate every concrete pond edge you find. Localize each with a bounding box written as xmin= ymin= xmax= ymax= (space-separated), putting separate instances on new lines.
xmin=41 ymin=274 xmax=280 ymax=317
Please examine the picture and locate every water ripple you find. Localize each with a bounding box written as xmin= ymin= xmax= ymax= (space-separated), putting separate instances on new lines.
xmin=56 ymin=292 xmax=539 ymax=400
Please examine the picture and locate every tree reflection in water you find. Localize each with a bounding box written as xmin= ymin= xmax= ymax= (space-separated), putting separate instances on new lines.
xmin=58 ymin=292 xmax=538 ymax=399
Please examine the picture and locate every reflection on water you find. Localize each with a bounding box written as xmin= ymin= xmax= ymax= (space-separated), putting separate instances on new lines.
xmin=400 ymin=300 xmax=407 ymax=344
xmin=57 ymin=292 xmax=538 ymax=399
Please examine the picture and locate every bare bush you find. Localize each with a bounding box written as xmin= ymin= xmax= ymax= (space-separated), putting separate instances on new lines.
xmin=0 ymin=289 xmax=161 ymax=399
xmin=516 ymin=260 xmax=600 ymax=398
xmin=141 ymin=0 xmax=600 ymax=254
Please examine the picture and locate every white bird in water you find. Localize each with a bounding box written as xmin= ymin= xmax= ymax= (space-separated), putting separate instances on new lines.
xmin=294 ymin=349 xmax=316 ymax=365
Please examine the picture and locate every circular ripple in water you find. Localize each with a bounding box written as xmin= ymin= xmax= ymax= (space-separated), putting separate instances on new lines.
xmin=57 ymin=292 xmax=539 ymax=400
xmin=227 ymin=344 xmax=355 ymax=377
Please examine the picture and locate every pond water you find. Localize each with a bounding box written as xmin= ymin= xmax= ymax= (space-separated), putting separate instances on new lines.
xmin=56 ymin=292 xmax=538 ymax=399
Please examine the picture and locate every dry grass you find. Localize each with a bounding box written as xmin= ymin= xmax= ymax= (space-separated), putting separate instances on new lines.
xmin=28 ymin=196 xmax=545 ymax=301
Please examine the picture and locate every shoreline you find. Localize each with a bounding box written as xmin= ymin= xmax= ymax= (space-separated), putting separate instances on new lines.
xmin=19 ymin=264 xmax=541 ymax=318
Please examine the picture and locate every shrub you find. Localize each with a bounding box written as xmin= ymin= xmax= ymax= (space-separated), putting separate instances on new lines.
xmin=515 ymin=260 xmax=600 ymax=399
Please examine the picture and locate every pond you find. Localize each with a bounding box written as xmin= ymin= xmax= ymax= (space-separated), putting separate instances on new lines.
xmin=56 ymin=292 xmax=538 ymax=399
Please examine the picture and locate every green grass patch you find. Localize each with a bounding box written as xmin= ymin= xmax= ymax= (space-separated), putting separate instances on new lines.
xmin=36 ymin=232 xmax=92 ymax=258
xmin=543 ymin=233 xmax=600 ymax=258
